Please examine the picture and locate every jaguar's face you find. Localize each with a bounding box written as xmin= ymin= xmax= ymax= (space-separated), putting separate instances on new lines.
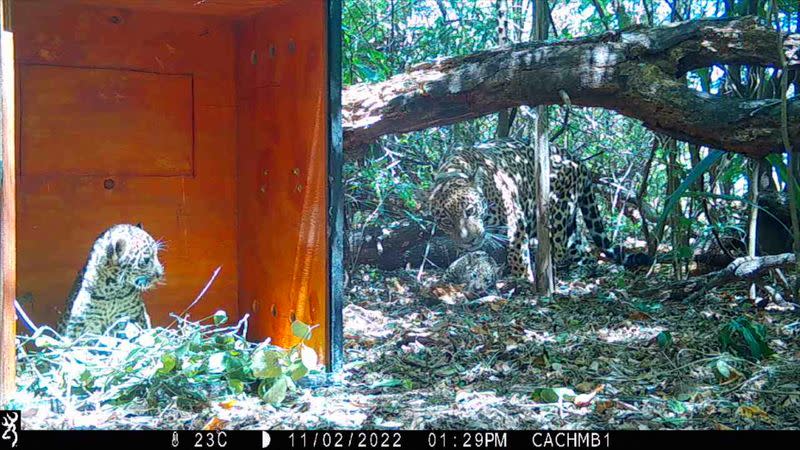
xmin=430 ymin=179 xmax=488 ymax=249
xmin=104 ymin=225 xmax=165 ymax=291
xmin=126 ymin=241 xmax=164 ymax=291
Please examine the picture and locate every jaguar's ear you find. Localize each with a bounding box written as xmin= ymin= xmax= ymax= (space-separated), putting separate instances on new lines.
xmin=135 ymin=222 xmax=144 ymax=230
xmin=107 ymin=239 xmax=127 ymax=261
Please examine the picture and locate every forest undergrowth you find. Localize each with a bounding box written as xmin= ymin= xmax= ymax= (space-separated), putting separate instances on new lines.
xmin=16 ymin=263 xmax=799 ymax=430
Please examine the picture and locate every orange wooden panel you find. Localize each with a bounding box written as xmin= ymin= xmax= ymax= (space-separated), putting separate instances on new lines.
xmin=236 ymin=0 xmax=329 ymax=361
xmin=17 ymin=176 xmax=238 ymax=326
xmin=0 ymin=1 xmax=17 ymax=404
xmin=20 ymin=65 xmax=193 ymax=177
xmin=234 ymin=19 xmax=257 ymax=100
xmin=14 ymin=2 xmax=235 ymax=79
xmin=18 ymin=0 xmax=287 ymax=17
xmin=15 ymin=3 xmax=239 ymax=329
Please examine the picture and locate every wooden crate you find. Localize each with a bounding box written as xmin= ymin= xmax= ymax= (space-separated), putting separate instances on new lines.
xmin=0 ymin=0 xmax=344 ymax=402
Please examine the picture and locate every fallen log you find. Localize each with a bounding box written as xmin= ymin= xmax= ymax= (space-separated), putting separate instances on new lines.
xmin=659 ymin=253 xmax=797 ymax=302
xmin=347 ymin=223 xmax=507 ymax=272
xmin=343 ymin=16 xmax=800 ymax=159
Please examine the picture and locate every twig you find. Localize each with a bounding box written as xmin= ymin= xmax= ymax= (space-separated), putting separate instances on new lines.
xmin=351 ymin=197 xmax=385 ymax=269
xmin=549 ymin=90 xmax=571 ymax=141
xmin=14 ymin=299 xmax=39 ymax=334
xmin=167 ymin=266 xmax=222 ymax=328
xmin=417 ymin=223 xmax=437 ymax=282
xmin=589 ymin=0 xmax=610 ymax=31
xmin=638 ymin=138 xmax=658 ymax=260
xmin=773 ymin=268 xmax=794 ymax=302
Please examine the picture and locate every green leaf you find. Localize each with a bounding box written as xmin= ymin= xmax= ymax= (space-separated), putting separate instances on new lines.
xmin=251 ymin=348 xmax=283 ymax=379
xmin=207 ymin=352 xmax=227 ymax=374
xmin=766 ymin=155 xmax=800 ymax=209
xmin=223 ymin=353 xmax=244 ymax=375
xmin=668 ymin=399 xmax=687 ymax=414
xmin=289 ymin=363 xmax=308 ymax=382
xmin=766 ymin=154 xmax=800 ymax=213
xmin=157 ymin=353 xmax=178 ymax=375
xmin=79 ymin=369 xmax=95 ymax=388
xmin=369 ymin=378 xmax=404 ymax=389
xmin=298 ymin=344 xmax=319 ymax=371
xmin=228 ymin=378 xmax=245 ymax=394
xmin=182 ymin=360 xmax=203 ymax=378
xmin=291 ymin=320 xmax=314 ymax=341
xmin=535 ymin=388 xmax=560 ymax=403
xmin=718 ymin=317 xmax=774 ymax=360
xmin=713 ymin=360 xmax=732 ymax=382
xmin=661 ymin=417 xmax=687 ymax=427
xmin=656 ymin=331 xmax=673 ymax=350
xmin=213 ymin=310 xmax=228 ymax=326
xmin=284 ymin=375 xmax=298 ymax=392
xmin=213 ymin=334 xmax=236 ymax=349
xmin=263 ymin=376 xmax=290 ymax=405
xmin=656 ymin=149 xmax=725 ymax=239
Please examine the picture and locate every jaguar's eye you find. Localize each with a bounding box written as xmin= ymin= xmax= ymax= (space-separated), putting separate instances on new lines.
xmin=465 ymin=206 xmax=476 ymax=216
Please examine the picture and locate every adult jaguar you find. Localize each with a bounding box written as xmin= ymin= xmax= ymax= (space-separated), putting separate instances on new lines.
xmin=59 ymin=224 xmax=165 ymax=337
xmin=429 ymin=139 xmax=618 ymax=281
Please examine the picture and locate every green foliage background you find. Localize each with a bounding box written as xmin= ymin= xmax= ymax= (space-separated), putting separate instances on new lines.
xmin=343 ymin=0 xmax=798 ymax=271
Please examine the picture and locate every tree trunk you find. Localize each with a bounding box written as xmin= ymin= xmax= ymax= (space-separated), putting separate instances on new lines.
xmin=343 ymin=17 xmax=800 ymax=159
xmin=495 ymin=0 xmax=514 ymax=138
xmin=748 ymin=160 xmax=760 ymax=301
xmin=533 ymin=0 xmax=553 ymax=293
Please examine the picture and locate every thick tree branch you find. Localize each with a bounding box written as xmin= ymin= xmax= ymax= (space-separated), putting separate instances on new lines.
xmin=343 ymin=17 xmax=800 ymax=158
xmin=666 ymin=253 xmax=796 ymax=302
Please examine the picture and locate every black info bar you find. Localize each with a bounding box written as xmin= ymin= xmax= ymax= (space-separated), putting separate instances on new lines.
xmin=3 ymin=429 xmax=796 ymax=449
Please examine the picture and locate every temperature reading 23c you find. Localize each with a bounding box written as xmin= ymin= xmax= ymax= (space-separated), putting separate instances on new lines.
xmin=427 ymin=432 xmax=508 ymax=448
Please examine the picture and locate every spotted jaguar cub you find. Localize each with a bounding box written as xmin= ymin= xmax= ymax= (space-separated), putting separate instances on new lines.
xmin=430 ymin=139 xmax=617 ymax=282
xmin=59 ymin=224 xmax=165 ymax=337
xmin=444 ymin=251 xmax=500 ymax=297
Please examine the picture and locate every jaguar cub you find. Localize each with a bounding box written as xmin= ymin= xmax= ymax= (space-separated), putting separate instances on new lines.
xmin=444 ymin=250 xmax=500 ymax=297
xmin=59 ymin=224 xmax=165 ymax=337
xmin=429 ymin=139 xmax=617 ymax=281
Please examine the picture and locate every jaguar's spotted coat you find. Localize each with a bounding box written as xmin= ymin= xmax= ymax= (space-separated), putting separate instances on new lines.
xmin=429 ymin=139 xmax=616 ymax=281
xmin=58 ymin=224 xmax=165 ymax=337
xmin=444 ymin=250 xmax=500 ymax=297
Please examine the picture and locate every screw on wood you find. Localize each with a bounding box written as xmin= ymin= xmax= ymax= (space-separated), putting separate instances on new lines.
xmin=104 ymin=178 xmax=115 ymax=190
